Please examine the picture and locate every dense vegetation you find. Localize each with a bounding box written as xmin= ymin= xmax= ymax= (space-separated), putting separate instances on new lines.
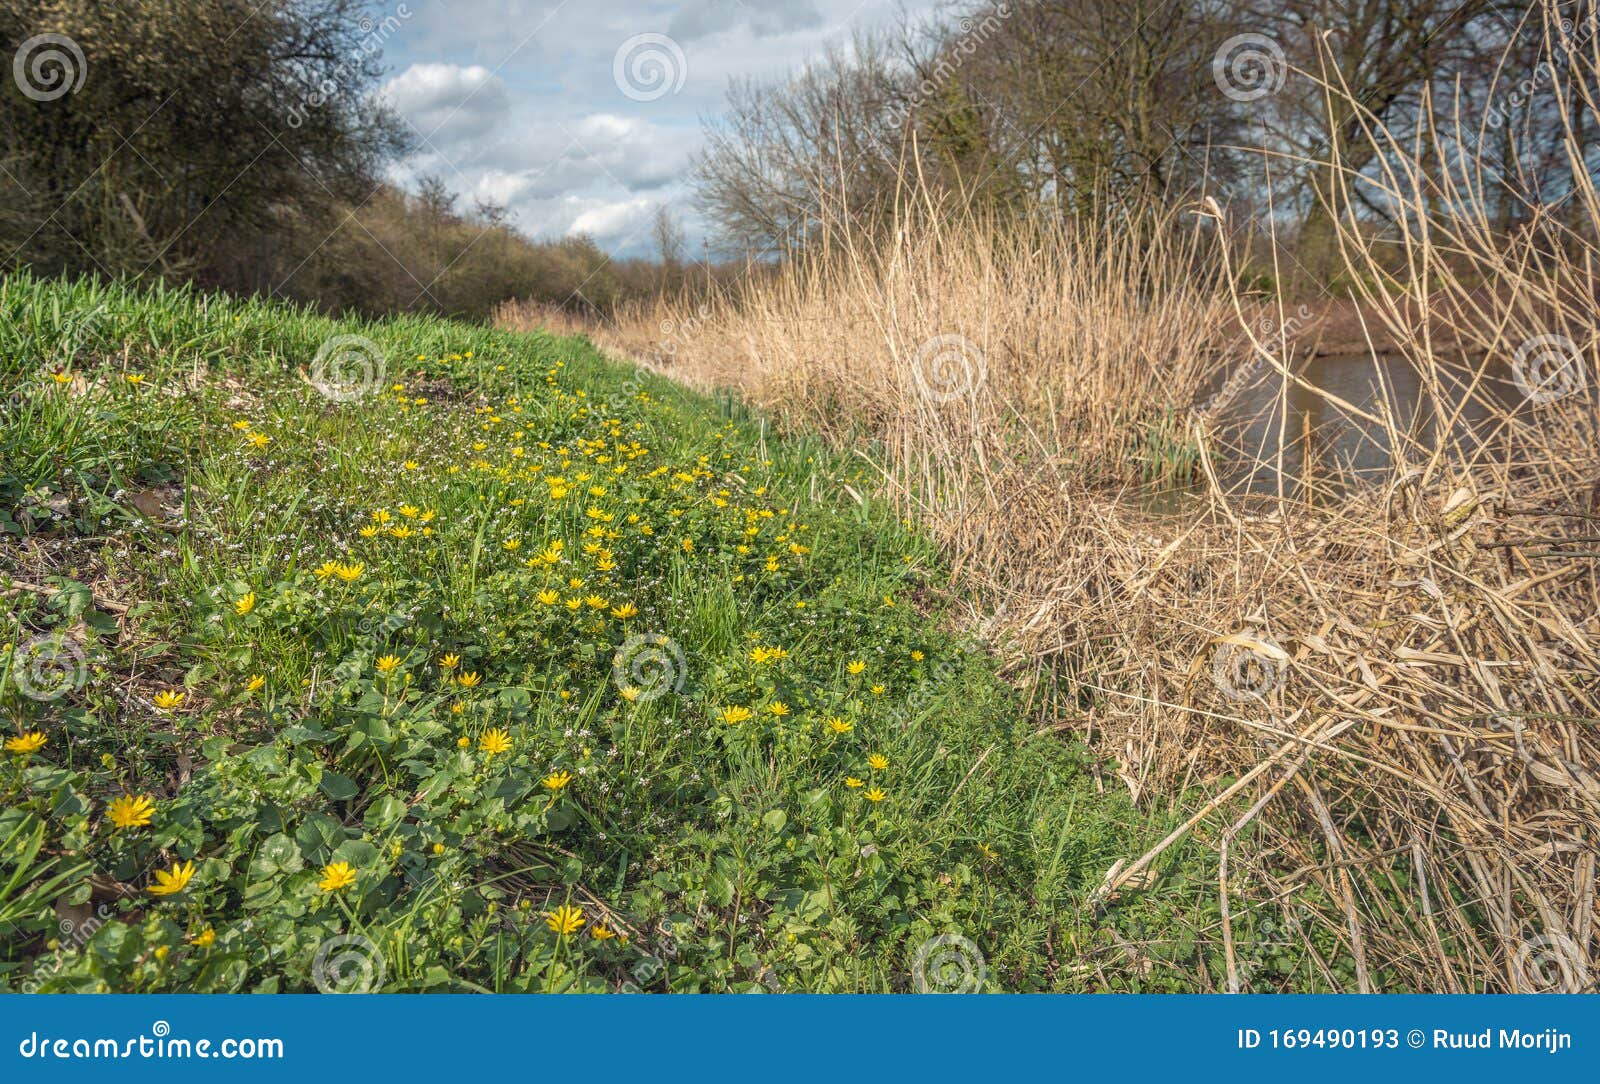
xmin=0 ymin=274 xmax=1229 ymax=992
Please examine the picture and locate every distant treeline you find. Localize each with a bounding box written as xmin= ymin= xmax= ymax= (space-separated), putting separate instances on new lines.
xmin=692 ymin=0 xmax=1600 ymax=286
xmin=0 ymin=0 xmax=700 ymax=321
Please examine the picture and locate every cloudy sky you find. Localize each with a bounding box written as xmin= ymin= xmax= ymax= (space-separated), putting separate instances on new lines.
xmin=373 ymin=0 xmax=940 ymax=257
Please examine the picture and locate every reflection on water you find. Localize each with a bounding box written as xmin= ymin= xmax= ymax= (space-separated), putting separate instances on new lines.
xmin=1201 ymin=348 xmax=1592 ymax=501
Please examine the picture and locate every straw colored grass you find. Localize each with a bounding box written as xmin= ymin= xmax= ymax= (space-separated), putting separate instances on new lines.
xmin=499 ymin=5 xmax=1599 ymax=992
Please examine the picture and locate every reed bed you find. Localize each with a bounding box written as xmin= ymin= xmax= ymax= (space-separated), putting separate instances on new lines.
xmin=499 ymin=5 xmax=1599 ymax=991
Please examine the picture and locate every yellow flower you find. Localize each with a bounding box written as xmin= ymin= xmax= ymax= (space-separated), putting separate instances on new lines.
xmin=583 ymin=594 xmax=607 ymax=610
xmin=375 ymin=655 xmax=402 ymax=674
xmin=845 ymin=777 xmax=865 ymax=788
xmin=824 ymin=716 xmax=853 ymax=735
xmin=318 ymin=861 xmax=357 ymax=892
xmin=149 ymin=860 xmax=196 ymax=896
xmin=398 ymin=504 xmax=420 ymax=518
xmin=233 ymin=591 xmax=256 ymax=616
xmin=719 ymin=706 xmax=752 ymax=725
xmin=246 ymin=432 xmax=270 ymax=449
xmin=332 ymin=561 xmax=364 ymax=582
xmin=403 ymin=460 xmax=419 ymax=471
xmin=108 ymin=794 xmax=155 ymax=829
xmin=246 ymin=674 xmax=265 ymax=693
xmin=911 ymin=650 xmax=925 ymax=661
xmin=389 ymin=526 xmax=414 ymax=540
xmin=358 ymin=525 xmax=379 ymax=538
xmin=190 ymin=927 xmax=216 ymax=948
xmin=846 ymin=660 xmax=866 ymax=675
xmin=5 ymin=731 xmax=47 ymax=756
xmin=370 ymin=509 xmax=392 ymax=524
xmin=610 ymin=602 xmax=637 ymax=619
xmin=314 ymin=560 xmax=339 ymax=579
xmin=439 ymin=653 xmax=460 ymax=670
xmin=590 ymin=923 xmax=617 ymax=941
xmin=503 ymin=538 xmax=521 ymax=551
xmin=870 ymin=684 xmax=886 ymax=696
xmin=618 ymin=687 xmax=641 ymax=702
xmin=456 ymin=671 xmax=482 ymax=688
xmin=542 ymin=770 xmax=572 ymax=791
xmin=480 ymin=728 xmax=512 ymax=756
xmin=125 ymin=373 xmax=145 ymax=386
xmin=545 ymin=904 xmax=585 ymax=936
xmin=864 ymin=788 xmax=886 ymax=802
xmin=867 ymin=753 xmax=889 ymax=771
xmin=537 ymin=589 xmax=560 ymax=605
xmin=766 ymin=701 xmax=790 ymax=717
xmin=153 ymin=690 xmax=185 ymax=711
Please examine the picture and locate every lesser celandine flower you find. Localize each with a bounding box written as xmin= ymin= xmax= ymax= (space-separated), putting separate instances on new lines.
xmin=868 ymin=754 xmax=889 ymax=771
xmin=439 ymin=653 xmax=460 ymax=671
xmin=153 ymin=690 xmax=185 ymax=711
xmin=318 ymin=862 xmax=356 ymax=892
xmin=233 ymin=591 xmax=255 ymax=616
xmin=719 ymin=706 xmax=752 ymax=725
xmin=845 ymin=777 xmax=865 ymax=788
xmin=246 ymin=674 xmax=265 ymax=693
xmin=479 ymin=728 xmax=511 ymax=756
xmin=824 ymin=716 xmax=853 ymax=735
xmin=766 ymin=701 xmax=790 ymax=717
xmin=545 ymin=905 xmax=584 ymax=936
xmin=618 ymin=687 xmax=641 ymax=703
xmin=846 ymin=660 xmax=866 ymax=675
xmin=374 ymin=655 xmax=401 ymax=674
xmin=864 ymin=788 xmax=887 ymax=802
xmin=190 ymin=927 xmax=216 ymax=948
xmin=149 ymin=860 xmax=196 ymax=896
xmin=590 ymin=923 xmax=617 ymax=941
xmin=6 ymin=731 xmax=46 ymax=756
xmin=541 ymin=770 xmax=571 ymax=792
xmin=108 ymin=794 xmax=155 ymax=829
xmin=456 ymin=671 xmax=481 ymax=688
